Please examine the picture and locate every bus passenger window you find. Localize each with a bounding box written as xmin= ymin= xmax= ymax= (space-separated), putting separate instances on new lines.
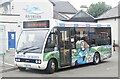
xmin=44 ymin=32 xmax=58 ymax=53
xmin=90 ymin=39 xmax=96 ymax=47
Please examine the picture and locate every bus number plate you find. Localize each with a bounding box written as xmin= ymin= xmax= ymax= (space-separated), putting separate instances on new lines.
xmin=24 ymin=64 xmax=31 ymax=68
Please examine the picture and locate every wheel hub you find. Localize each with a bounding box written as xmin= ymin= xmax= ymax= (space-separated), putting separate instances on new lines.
xmin=51 ymin=62 xmax=55 ymax=70
xmin=95 ymin=54 xmax=99 ymax=63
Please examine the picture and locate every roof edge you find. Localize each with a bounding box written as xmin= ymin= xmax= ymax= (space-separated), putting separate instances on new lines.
xmin=97 ymin=6 xmax=118 ymax=18
xmin=54 ymin=10 xmax=68 ymax=20
xmin=95 ymin=16 xmax=120 ymax=20
xmin=70 ymin=10 xmax=95 ymax=19
xmin=66 ymin=1 xmax=78 ymax=13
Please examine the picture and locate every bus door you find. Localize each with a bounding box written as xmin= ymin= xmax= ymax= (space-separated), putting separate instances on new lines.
xmin=57 ymin=28 xmax=72 ymax=67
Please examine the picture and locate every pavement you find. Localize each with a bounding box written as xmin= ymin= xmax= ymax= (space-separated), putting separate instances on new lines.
xmin=0 ymin=49 xmax=18 ymax=73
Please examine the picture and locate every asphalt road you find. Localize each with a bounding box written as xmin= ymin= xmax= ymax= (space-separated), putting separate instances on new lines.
xmin=2 ymin=51 xmax=118 ymax=77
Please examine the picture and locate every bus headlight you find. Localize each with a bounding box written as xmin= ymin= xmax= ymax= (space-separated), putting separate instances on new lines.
xmin=35 ymin=60 xmax=41 ymax=64
xmin=15 ymin=58 xmax=20 ymax=62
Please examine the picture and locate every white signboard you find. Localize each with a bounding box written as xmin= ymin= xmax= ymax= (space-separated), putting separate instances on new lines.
xmin=0 ymin=25 xmax=6 ymax=54
xmin=11 ymin=0 xmax=53 ymax=20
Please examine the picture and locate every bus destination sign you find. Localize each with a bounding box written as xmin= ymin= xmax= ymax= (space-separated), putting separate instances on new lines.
xmin=23 ymin=20 xmax=49 ymax=28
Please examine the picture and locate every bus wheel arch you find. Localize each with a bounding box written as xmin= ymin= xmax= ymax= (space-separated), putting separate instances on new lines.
xmin=75 ymin=60 xmax=79 ymax=67
xmin=45 ymin=58 xmax=58 ymax=74
xmin=93 ymin=52 xmax=101 ymax=65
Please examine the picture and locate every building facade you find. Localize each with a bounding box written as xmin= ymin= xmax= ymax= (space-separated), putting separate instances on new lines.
xmin=0 ymin=0 xmax=53 ymax=51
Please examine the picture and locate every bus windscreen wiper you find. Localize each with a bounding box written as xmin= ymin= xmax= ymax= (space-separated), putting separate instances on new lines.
xmin=23 ymin=47 xmax=40 ymax=54
xmin=17 ymin=46 xmax=34 ymax=54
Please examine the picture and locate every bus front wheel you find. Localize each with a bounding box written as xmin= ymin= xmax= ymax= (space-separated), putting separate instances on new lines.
xmin=93 ymin=53 xmax=100 ymax=65
xmin=46 ymin=59 xmax=57 ymax=74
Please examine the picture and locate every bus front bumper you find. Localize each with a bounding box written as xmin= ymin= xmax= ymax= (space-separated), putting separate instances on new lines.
xmin=15 ymin=61 xmax=48 ymax=70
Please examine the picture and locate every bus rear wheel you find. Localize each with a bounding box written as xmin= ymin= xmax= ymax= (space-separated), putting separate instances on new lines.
xmin=46 ymin=59 xmax=57 ymax=74
xmin=75 ymin=60 xmax=79 ymax=67
xmin=93 ymin=53 xmax=100 ymax=65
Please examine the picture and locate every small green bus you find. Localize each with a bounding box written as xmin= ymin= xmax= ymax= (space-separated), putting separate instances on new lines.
xmin=15 ymin=19 xmax=112 ymax=73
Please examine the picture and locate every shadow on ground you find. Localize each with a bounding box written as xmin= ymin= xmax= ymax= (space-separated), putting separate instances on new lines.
xmin=17 ymin=60 xmax=110 ymax=74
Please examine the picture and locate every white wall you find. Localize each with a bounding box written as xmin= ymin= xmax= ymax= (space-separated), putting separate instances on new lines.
xmin=0 ymin=0 xmax=53 ymax=20
xmin=0 ymin=15 xmax=20 ymax=22
xmin=0 ymin=23 xmax=22 ymax=50
xmin=11 ymin=0 xmax=53 ymax=21
xmin=6 ymin=23 xmax=22 ymax=50
xmin=118 ymin=18 xmax=120 ymax=54
xmin=0 ymin=25 xmax=6 ymax=53
xmin=0 ymin=15 xmax=22 ymax=50
xmin=0 ymin=0 xmax=54 ymax=51
xmin=97 ymin=18 xmax=118 ymax=52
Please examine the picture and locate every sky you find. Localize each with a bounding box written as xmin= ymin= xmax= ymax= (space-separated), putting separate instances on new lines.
xmin=61 ymin=0 xmax=120 ymax=10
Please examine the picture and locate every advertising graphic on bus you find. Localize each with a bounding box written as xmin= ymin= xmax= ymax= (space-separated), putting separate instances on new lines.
xmin=15 ymin=19 xmax=112 ymax=74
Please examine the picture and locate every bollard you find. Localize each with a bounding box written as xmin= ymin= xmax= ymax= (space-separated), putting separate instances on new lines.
xmin=2 ymin=53 xmax=5 ymax=67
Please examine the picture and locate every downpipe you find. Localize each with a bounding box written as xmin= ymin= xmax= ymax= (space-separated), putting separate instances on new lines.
xmin=113 ymin=40 xmax=119 ymax=51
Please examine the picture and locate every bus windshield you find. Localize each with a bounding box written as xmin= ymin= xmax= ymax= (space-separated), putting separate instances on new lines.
xmin=16 ymin=30 xmax=48 ymax=53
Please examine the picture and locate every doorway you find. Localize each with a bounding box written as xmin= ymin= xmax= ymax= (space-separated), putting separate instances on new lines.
xmin=57 ymin=28 xmax=72 ymax=67
xmin=8 ymin=32 xmax=16 ymax=49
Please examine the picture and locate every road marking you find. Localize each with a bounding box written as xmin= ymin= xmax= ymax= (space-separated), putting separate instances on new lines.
xmin=0 ymin=61 xmax=14 ymax=66
xmin=4 ymin=62 xmax=15 ymax=66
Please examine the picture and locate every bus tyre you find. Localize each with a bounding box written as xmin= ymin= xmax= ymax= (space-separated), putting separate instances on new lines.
xmin=75 ymin=60 xmax=79 ymax=67
xmin=93 ymin=53 xmax=100 ymax=65
xmin=46 ymin=59 xmax=57 ymax=74
xmin=18 ymin=67 xmax=26 ymax=71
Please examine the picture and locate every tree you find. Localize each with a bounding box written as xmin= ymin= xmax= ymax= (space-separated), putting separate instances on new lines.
xmin=87 ymin=2 xmax=112 ymax=18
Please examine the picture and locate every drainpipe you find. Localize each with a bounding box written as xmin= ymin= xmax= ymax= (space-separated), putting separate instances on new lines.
xmin=113 ymin=40 xmax=119 ymax=51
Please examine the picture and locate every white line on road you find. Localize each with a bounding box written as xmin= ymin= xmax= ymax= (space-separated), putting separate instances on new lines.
xmin=0 ymin=61 xmax=15 ymax=66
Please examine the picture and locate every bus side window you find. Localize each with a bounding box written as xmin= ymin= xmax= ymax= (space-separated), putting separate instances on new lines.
xmin=91 ymin=39 xmax=96 ymax=47
xmin=44 ymin=33 xmax=58 ymax=53
xmin=95 ymin=34 xmax=110 ymax=46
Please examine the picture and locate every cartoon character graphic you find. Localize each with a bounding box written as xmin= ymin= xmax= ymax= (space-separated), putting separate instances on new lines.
xmin=76 ymin=37 xmax=90 ymax=64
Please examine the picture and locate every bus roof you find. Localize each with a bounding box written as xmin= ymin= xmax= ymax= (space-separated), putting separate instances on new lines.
xmin=55 ymin=19 xmax=111 ymax=28
xmin=22 ymin=19 xmax=111 ymax=30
